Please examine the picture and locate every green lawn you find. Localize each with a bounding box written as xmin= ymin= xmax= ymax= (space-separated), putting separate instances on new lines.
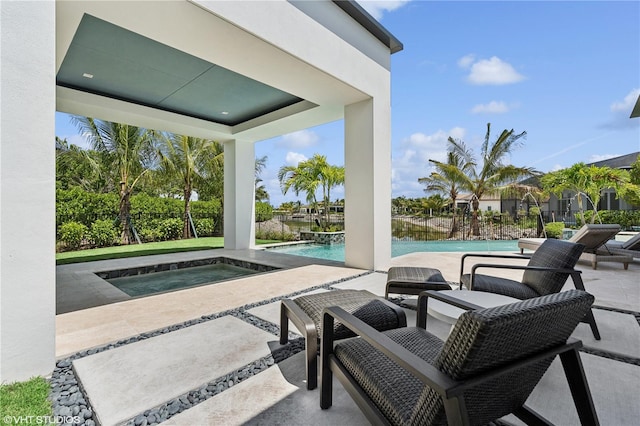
xmin=0 ymin=377 xmax=52 ymax=425
xmin=56 ymin=237 xmax=280 ymax=265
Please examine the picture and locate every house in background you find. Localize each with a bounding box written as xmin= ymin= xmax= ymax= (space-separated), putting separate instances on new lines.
xmin=547 ymin=152 xmax=639 ymax=223
xmin=499 ymin=152 xmax=639 ymax=224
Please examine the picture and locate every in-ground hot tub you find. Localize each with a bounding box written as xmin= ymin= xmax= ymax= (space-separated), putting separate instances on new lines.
xmin=96 ymin=257 xmax=279 ymax=297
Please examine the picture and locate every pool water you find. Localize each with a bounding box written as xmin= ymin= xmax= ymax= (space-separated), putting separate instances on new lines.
xmin=107 ymin=263 xmax=258 ymax=297
xmin=267 ymin=240 xmax=519 ymax=262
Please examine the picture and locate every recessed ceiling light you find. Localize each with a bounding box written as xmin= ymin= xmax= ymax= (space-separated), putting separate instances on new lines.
xmin=221 ymin=111 xmax=229 ymax=115
xmin=82 ymin=73 xmax=94 ymax=79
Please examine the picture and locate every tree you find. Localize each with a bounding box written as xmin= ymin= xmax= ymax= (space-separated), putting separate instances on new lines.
xmin=277 ymin=154 xmax=344 ymax=229
xmin=72 ymin=117 xmax=156 ymax=244
xmin=155 ymin=134 xmax=224 ymax=239
xmin=541 ymin=162 xmax=632 ymax=224
xmin=447 ymin=123 xmax=536 ymax=236
xmin=192 ymin=142 xmax=225 ymax=202
xmin=255 ymin=155 xmax=269 ymax=202
xmin=321 ymin=163 xmax=345 ymax=224
xmin=418 ymin=151 xmax=473 ymax=238
xmin=56 ymin=137 xmax=104 ymax=192
xmin=623 ymin=155 xmax=640 ymax=207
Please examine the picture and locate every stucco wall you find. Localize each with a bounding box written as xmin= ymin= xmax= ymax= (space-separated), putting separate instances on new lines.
xmin=1 ymin=1 xmax=56 ymax=382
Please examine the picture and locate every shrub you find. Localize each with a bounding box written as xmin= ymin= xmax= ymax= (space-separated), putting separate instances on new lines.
xmin=255 ymin=229 xmax=297 ymax=241
xmin=544 ymin=222 xmax=565 ymax=239
xmin=138 ymin=227 xmax=163 ymax=243
xmin=255 ymin=202 xmax=273 ymax=222
xmin=157 ymin=218 xmax=183 ymax=240
xmin=529 ymin=206 xmax=541 ymax=217
xmin=59 ymin=221 xmax=87 ymax=250
xmin=577 ymin=209 xmax=640 ymax=230
xmin=194 ymin=218 xmax=217 ymax=237
xmin=89 ymin=219 xmax=119 ymax=247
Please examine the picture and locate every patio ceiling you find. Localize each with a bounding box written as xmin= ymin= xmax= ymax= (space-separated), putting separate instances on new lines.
xmin=56 ymin=14 xmax=303 ymax=127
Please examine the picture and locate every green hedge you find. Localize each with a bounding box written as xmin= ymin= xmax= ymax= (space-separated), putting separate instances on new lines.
xmin=58 ymin=221 xmax=87 ymax=250
xmin=89 ymin=219 xmax=119 ymax=247
xmin=577 ymin=210 xmax=640 ymax=229
xmin=57 ymin=188 xmax=223 ymax=247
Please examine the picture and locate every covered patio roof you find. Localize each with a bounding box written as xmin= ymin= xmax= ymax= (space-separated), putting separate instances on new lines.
xmin=55 ymin=0 xmax=401 ymax=142
xmin=2 ymin=0 xmax=402 ymax=383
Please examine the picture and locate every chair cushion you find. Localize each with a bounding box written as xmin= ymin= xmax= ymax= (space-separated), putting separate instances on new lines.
xmin=437 ymin=290 xmax=594 ymax=379
xmin=460 ymin=274 xmax=539 ymax=299
xmin=387 ymin=267 xmax=446 ymax=284
xmin=293 ymin=290 xmax=402 ymax=340
xmin=522 ymin=239 xmax=584 ymax=295
xmin=334 ymin=328 xmax=445 ymax=426
xmin=387 ymin=267 xmax=453 ymax=294
xmin=430 ymin=290 xmax=594 ymax=424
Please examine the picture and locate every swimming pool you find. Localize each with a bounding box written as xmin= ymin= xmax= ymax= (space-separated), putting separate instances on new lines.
xmin=267 ymin=240 xmax=519 ymax=262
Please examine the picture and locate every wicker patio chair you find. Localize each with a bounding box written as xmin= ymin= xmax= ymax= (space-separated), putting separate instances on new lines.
xmin=280 ymin=289 xmax=406 ymax=390
xmin=320 ymin=289 xmax=598 ymax=426
xmin=459 ymin=238 xmax=600 ymax=340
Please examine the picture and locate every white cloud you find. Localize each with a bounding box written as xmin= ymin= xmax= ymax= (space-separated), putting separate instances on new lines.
xmin=471 ymin=101 xmax=511 ymax=114
xmin=392 ymin=128 xmax=466 ymax=198
xmin=587 ymin=154 xmax=620 ymax=163
xmin=610 ymin=88 xmax=640 ymax=113
xmin=356 ymin=0 xmax=411 ymax=20
xmin=277 ymin=130 xmax=319 ymax=149
xmin=465 ymin=56 xmax=525 ymax=85
xmin=457 ymin=54 xmax=475 ymax=69
xmin=600 ymin=89 xmax=640 ymax=130
xmin=551 ymin=164 xmax=564 ymax=172
xmin=285 ymin=151 xmax=307 ymax=166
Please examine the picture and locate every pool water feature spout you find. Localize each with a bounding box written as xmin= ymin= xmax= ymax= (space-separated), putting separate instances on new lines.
xmin=521 ymin=192 xmax=547 ymax=238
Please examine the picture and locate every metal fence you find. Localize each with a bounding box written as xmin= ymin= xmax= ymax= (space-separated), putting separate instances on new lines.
xmin=391 ymin=214 xmax=544 ymax=241
xmin=255 ymin=213 xmax=544 ymax=241
xmin=255 ymin=213 xmax=344 ymax=236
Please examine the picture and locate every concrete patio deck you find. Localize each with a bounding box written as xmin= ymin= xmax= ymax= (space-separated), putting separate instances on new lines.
xmin=54 ymin=249 xmax=640 ymax=425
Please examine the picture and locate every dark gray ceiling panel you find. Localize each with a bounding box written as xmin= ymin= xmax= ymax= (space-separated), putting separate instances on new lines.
xmin=57 ymin=14 xmax=303 ymax=126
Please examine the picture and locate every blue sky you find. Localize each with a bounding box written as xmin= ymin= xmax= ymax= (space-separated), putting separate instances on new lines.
xmin=56 ymin=0 xmax=640 ymax=207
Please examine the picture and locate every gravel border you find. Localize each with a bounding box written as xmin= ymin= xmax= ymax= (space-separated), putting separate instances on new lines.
xmin=50 ymin=271 xmax=640 ymax=425
xmin=49 ymin=271 xmax=373 ymax=425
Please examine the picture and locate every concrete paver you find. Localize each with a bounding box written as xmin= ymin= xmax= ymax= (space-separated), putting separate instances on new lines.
xmin=58 ymin=250 xmax=640 ymax=425
xmin=73 ymin=316 xmax=275 ymax=426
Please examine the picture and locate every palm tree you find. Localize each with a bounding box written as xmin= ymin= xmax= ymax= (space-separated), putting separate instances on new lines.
xmin=418 ymin=151 xmax=473 ymax=238
xmin=322 ymin=164 xmax=345 ymax=225
xmin=447 ymin=123 xmax=536 ymax=236
xmin=277 ymin=154 xmax=344 ymax=229
xmin=541 ymin=163 xmax=631 ymax=224
xmin=255 ymin=155 xmax=269 ymax=202
xmin=72 ymin=117 xmax=156 ymax=244
xmin=155 ymin=134 xmax=224 ymax=239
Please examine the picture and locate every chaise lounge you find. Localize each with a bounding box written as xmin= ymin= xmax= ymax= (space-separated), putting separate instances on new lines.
xmin=518 ymin=223 xmax=632 ymax=269
xmin=604 ymin=232 xmax=640 ymax=260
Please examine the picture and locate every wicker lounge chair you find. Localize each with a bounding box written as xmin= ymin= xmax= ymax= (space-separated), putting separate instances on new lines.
xmin=604 ymin=232 xmax=640 ymax=260
xmin=518 ymin=224 xmax=631 ymax=269
xmin=459 ymin=238 xmax=600 ymax=340
xmin=320 ymin=289 xmax=598 ymax=425
xmin=280 ymin=289 xmax=406 ymax=390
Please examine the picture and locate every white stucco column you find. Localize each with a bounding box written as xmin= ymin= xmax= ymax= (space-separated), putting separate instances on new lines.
xmin=223 ymin=140 xmax=255 ymax=249
xmin=1 ymin=1 xmax=56 ymax=382
xmin=344 ymin=98 xmax=392 ymax=270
